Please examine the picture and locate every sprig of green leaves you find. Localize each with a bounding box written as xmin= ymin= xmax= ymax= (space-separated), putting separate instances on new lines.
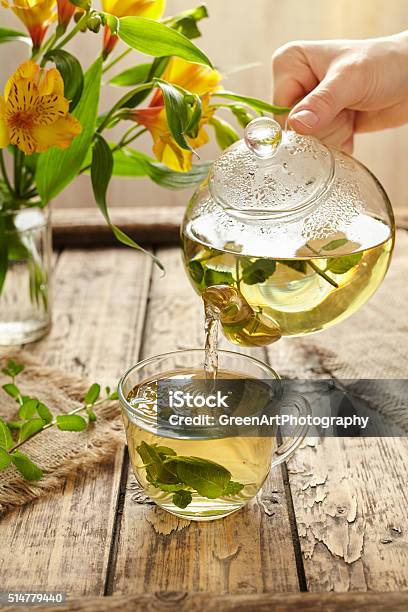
xmin=0 ymin=359 xmax=118 ymax=481
xmin=136 ymin=441 xmax=244 ymax=508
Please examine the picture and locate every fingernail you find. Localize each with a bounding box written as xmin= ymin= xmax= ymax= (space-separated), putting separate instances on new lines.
xmin=290 ymin=109 xmax=319 ymax=129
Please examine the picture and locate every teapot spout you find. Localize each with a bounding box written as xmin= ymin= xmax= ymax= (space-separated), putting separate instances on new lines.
xmin=202 ymin=285 xmax=282 ymax=347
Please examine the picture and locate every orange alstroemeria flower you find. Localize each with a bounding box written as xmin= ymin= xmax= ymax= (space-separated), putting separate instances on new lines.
xmin=0 ymin=60 xmax=81 ymax=155
xmin=1 ymin=0 xmax=56 ymax=49
xmin=102 ymin=0 xmax=166 ymax=57
xmin=57 ymin=0 xmax=75 ymax=31
xmin=131 ymin=58 xmax=221 ymax=172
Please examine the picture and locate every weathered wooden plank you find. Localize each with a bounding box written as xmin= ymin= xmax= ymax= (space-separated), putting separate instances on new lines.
xmin=266 ymin=230 xmax=408 ymax=591
xmin=0 ymin=249 xmax=153 ymax=596
xmin=51 ymin=207 xmax=408 ymax=248
xmin=3 ymin=590 xmax=408 ymax=612
xmin=111 ymin=249 xmax=300 ymax=595
xmin=52 ymin=206 xmax=184 ymax=248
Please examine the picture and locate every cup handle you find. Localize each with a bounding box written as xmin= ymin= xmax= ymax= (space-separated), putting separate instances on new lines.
xmin=271 ymin=391 xmax=311 ymax=468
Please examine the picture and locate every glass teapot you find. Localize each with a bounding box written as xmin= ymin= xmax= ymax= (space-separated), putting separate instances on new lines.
xmin=181 ymin=118 xmax=395 ymax=347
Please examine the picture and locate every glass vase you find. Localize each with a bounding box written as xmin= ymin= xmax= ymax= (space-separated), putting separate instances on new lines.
xmin=0 ymin=205 xmax=52 ymax=345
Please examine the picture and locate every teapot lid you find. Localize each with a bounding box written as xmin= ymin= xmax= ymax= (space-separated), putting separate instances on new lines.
xmin=209 ymin=117 xmax=335 ymax=219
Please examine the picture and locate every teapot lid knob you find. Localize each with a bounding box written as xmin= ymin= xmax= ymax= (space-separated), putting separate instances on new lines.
xmin=244 ymin=117 xmax=282 ymax=159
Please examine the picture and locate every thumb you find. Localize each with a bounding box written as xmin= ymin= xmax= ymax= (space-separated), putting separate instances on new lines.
xmin=288 ymin=70 xmax=355 ymax=134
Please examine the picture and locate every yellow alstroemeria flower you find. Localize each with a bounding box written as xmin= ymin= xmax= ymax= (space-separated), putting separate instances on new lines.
xmin=1 ymin=0 xmax=56 ymax=49
xmin=0 ymin=60 xmax=81 ymax=155
xmin=102 ymin=0 xmax=165 ymax=57
xmin=132 ymin=58 xmax=221 ymax=172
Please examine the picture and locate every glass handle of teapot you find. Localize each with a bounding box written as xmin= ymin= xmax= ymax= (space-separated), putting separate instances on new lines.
xmin=271 ymin=391 xmax=311 ymax=468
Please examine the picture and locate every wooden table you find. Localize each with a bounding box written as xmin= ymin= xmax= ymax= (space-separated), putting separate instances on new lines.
xmin=1 ymin=208 xmax=407 ymax=612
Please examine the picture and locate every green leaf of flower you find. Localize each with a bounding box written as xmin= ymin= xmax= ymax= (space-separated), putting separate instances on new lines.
xmin=0 ymin=447 xmax=11 ymax=470
xmin=0 ymin=419 xmax=13 ymax=450
xmin=118 ymin=16 xmax=212 ymax=67
xmin=209 ymin=117 xmax=240 ymax=150
xmin=56 ymin=414 xmax=87 ymax=432
xmin=109 ymin=63 xmax=151 ymax=87
xmin=168 ymin=456 xmax=232 ymax=499
xmin=241 ymin=259 xmax=276 ymax=285
xmin=45 ymin=49 xmax=84 ymax=112
xmin=35 ymin=402 xmax=53 ymax=424
xmin=229 ymin=104 xmax=254 ymax=128
xmin=0 ymin=27 xmax=31 ymax=45
xmin=153 ymin=79 xmax=193 ymax=152
xmin=326 ymin=253 xmax=363 ymax=274
xmin=164 ymin=4 xmax=209 ymax=40
xmin=321 ymin=238 xmax=348 ymax=252
xmin=36 ymin=57 xmax=103 ymax=203
xmin=84 ymin=383 xmax=101 ymax=406
xmin=18 ymin=398 xmax=39 ymax=420
xmin=204 ymin=267 xmax=234 ymax=287
xmin=212 ymin=91 xmax=290 ymax=115
xmin=223 ymin=480 xmax=245 ymax=495
xmin=2 ymin=383 xmax=20 ymax=400
xmin=18 ymin=418 xmax=44 ymax=444
xmin=11 ymin=451 xmax=43 ymax=481
xmin=172 ymin=489 xmax=193 ymax=508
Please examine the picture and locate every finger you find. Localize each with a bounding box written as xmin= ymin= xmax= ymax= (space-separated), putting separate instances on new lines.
xmin=288 ymin=67 xmax=359 ymax=135
xmin=341 ymin=136 xmax=354 ymax=154
xmin=354 ymin=100 xmax=408 ymax=132
xmin=311 ymin=108 xmax=355 ymax=149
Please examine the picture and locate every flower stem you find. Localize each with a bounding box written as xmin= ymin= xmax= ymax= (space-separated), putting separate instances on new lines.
xmin=103 ymin=47 xmax=132 ymax=74
xmin=97 ymin=82 xmax=153 ymax=133
xmin=13 ymin=149 xmax=24 ymax=197
xmin=51 ymin=11 xmax=90 ymax=53
xmin=0 ymin=150 xmax=15 ymax=197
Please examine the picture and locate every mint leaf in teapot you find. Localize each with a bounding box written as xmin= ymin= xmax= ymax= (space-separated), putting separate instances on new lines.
xmin=188 ymin=260 xmax=204 ymax=284
xmin=204 ymin=267 xmax=234 ymax=287
xmin=281 ymin=260 xmax=307 ymax=274
xmin=223 ymin=480 xmax=245 ymax=495
xmin=173 ymin=489 xmax=193 ymax=509
xmin=321 ymin=238 xmax=348 ymax=251
xmin=326 ymin=253 xmax=363 ymax=274
xmin=241 ymin=259 xmax=276 ymax=285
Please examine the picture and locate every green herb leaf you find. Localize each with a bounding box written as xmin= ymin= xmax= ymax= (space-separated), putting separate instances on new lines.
xmin=326 ymin=253 xmax=363 ymax=274
xmin=86 ymin=407 xmax=97 ymax=422
xmin=169 ymin=456 xmax=231 ymax=499
xmin=209 ymin=117 xmax=239 ymax=150
xmin=108 ymin=391 xmax=119 ymax=401
xmin=2 ymin=358 xmax=25 ymax=377
xmin=0 ymin=27 xmax=31 ymax=45
xmin=18 ymin=398 xmax=39 ymax=420
xmin=136 ymin=441 xmax=164 ymax=482
xmin=84 ymin=383 xmax=101 ymax=406
xmin=36 ymin=57 xmax=102 ymax=203
xmin=173 ymin=489 xmax=193 ymax=508
xmin=188 ymin=260 xmax=204 ymax=284
xmin=56 ymin=414 xmax=87 ymax=432
xmin=109 ymin=63 xmax=151 ymax=87
xmin=281 ymin=260 xmax=307 ymax=274
xmin=0 ymin=447 xmax=11 ymax=470
xmin=11 ymin=451 xmax=43 ymax=481
xmin=118 ymin=16 xmax=212 ymax=67
xmin=18 ymin=418 xmax=44 ymax=443
xmin=0 ymin=419 xmax=14 ymax=450
xmin=155 ymin=445 xmax=177 ymax=457
xmin=7 ymin=420 xmax=23 ymax=430
xmin=153 ymin=482 xmax=186 ymax=492
xmin=241 ymin=259 xmax=276 ymax=285
xmin=204 ymin=267 xmax=234 ymax=287
xmin=223 ymin=480 xmax=245 ymax=495
xmin=35 ymin=402 xmax=53 ymax=424
xmin=45 ymin=49 xmax=84 ymax=111
xmin=212 ymin=91 xmax=290 ymax=115
xmin=321 ymin=238 xmax=348 ymax=252
xmin=2 ymin=383 xmax=20 ymax=400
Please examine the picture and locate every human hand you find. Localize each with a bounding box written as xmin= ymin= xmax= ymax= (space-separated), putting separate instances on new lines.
xmin=272 ymin=32 xmax=408 ymax=152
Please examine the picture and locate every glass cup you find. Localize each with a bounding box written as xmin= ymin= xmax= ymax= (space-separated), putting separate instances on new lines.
xmin=118 ymin=349 xmax=310 ymax=521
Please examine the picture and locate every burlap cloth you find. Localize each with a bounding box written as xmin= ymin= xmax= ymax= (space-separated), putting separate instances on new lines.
xmin=0 ymin=351 xmax=123 ymax=516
